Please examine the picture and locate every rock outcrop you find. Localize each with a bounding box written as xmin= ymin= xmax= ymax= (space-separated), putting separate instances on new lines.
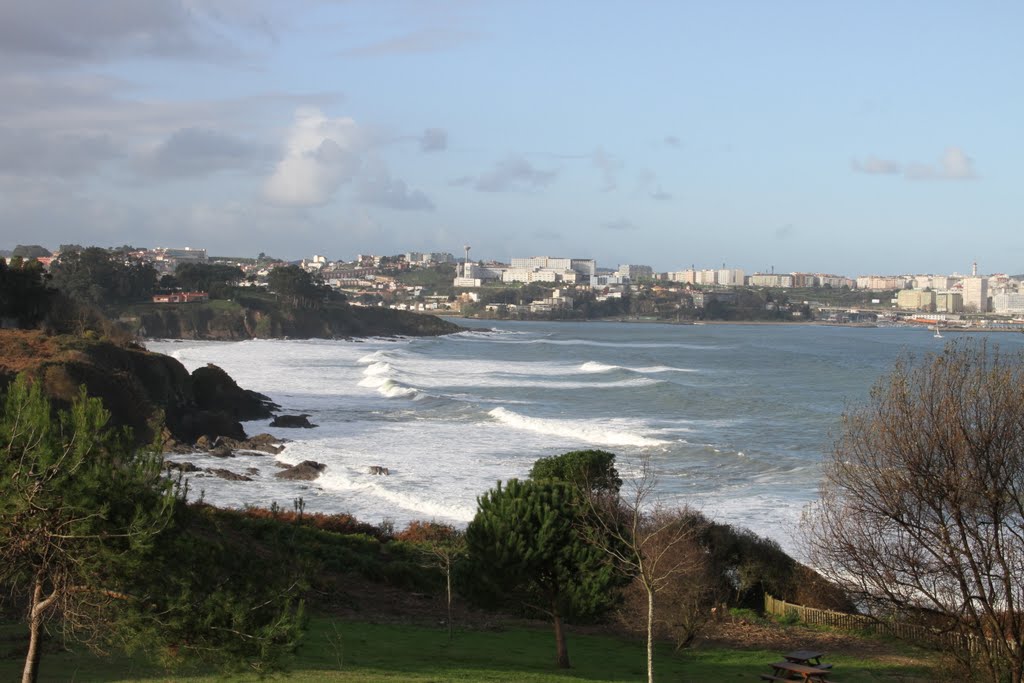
xmin=274 ymin=460 xmax=326 ymax=481
xmin=133 ymin=298 xmax=463 ymax=341
xmin=205 ymin=468 xmax=252 ymax=481
xmin=0 ymin=330 xmax=274 ymax=449
xmin=270 ymin=414 xmax=316 ymax=429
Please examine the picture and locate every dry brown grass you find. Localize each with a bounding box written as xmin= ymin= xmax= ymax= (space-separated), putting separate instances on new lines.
xmin=0 ymin=330 xmax=64 ymax=374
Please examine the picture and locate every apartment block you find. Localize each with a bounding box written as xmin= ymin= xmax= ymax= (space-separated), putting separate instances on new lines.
xmin=962 ymin=277 xmax=989 ymax=313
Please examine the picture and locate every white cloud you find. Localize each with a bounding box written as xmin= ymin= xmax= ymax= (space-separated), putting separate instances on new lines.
xmin=853 ymin=147 xmax=976 ymax=181
xmin=264 ymin=108 xmax=365 ymax=207
xmin=906 ymin=146 xmax=975 ymax=180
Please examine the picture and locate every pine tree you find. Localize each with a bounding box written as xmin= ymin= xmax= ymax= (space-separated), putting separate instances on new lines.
xmin=0 ymin=375 xmax=175 ymax=683
xmin=465 ymin=479 xmax=618 ymax=669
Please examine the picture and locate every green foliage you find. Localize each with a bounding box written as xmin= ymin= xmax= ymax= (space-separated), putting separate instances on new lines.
xmin=174 ymin=262 xmax=245 ymax=298
xmin=0 ymin=374 xmax=175 ymax=679
xmin=49 ymin=246 xmax=157 ymax=308
xmin=10 ymin=245 xmax=52 ymax=260
xmin=0 ymin=617 xmax=941 ymax=682
xmin=465 ymin=478 xmax=619 ymax=667
xmin=0 ymin=257 xmax=54 ymax=328
xmin=694 ymin=515 xmax=800 ymax=609
xmin=529 ymin=449 xmax=622 ymax=496
xmin=128 ymin=502 xmax=307 ymax=672
xmin=267 ymin=265 xmax=325 ymax=309
xmin=0 ymin=377 xmax=306 ymax=678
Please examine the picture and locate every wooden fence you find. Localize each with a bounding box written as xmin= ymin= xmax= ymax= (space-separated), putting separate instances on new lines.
xmin=763 ymin=594 xmax=989 ymax=655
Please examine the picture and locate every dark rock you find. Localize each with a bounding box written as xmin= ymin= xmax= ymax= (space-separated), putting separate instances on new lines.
xmin=274 ymin=460 xmax=326 ymax=481
xmin=164 ymin=461 xmax=200 ymax=473
xmin=209 ymin=445 xmax=233 ymax=458
xmin=205 ymin=468 xmax=252 ymax=481
xmin=270 ymin=414 xmax=317 ymax=429
xmin=214 ymin=433 xmax=285 ymax=455
xmin=133 ymin=300 xmax=464 ymax=341
xmin=0 ymin=330 xmax=272 ymax=451
xmin=178 ymin=410 xmax=245 ymax=444
xmin=368 ymin=465 xmax=390 ymax=475
xmin=191 ymin=364 xmax=277 ymax=420
xmin=245 ymin=467 xmax=259 ymax=475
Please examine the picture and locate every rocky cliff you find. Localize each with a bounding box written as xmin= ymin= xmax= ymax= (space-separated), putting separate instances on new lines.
xmin=126 ymin=298 xmax=462 ymax=340
xmin=0 ymin=330 xmax=275 ymax=447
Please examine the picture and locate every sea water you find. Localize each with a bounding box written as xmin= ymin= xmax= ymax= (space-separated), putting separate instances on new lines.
xmin=147 ymin=320 xmax=1021 ymax=556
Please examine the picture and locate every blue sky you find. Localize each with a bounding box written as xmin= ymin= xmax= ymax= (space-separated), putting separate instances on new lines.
xmin=1 ymin=1 xmax=1021 ymax=276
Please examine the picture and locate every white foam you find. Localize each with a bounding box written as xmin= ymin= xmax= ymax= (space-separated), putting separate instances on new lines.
xmin=487 ymin=407 xmax=671 ymax=448
xmin=357 ymin=351 xmax=390 ymax=365
xmin=580 ymin=361 xmax=618 ymax=373
xmin=579 ymin=361 xmax=696 ymax=374
xmin=357 ymin=374 xmax=419 ymax=399
xmin=364 ymin=361 xmax=393 ymax=376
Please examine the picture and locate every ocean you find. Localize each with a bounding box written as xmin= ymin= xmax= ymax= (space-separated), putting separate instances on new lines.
xmin=147 ymin=320 xmax=1022 ymax=556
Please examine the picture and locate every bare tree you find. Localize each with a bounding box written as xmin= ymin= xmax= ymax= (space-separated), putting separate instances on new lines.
xmin=579 ymin=457 xmax=706 ymax=683
xmin=805 ymin=341 xmax=1024 ymax=683
xmin=410 ymin=523 xmax=466 ymax=643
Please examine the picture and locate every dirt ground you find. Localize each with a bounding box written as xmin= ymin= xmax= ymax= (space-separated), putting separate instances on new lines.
xmin=697 ymin=618 xmax=933 ymax=667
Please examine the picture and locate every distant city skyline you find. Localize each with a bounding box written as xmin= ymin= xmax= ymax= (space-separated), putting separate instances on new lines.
xmin=1 ymin=2 xmax=1022 ymax=275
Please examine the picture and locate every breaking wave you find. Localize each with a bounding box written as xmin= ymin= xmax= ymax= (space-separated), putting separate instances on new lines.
xmin=487 ymin=407 xmax=670 ymax=448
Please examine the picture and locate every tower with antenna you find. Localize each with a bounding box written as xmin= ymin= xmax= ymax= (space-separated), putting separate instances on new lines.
xmin=463 ymin=245 xmax=471 ymax=278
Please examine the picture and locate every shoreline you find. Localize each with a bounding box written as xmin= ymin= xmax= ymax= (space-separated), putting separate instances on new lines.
xmin=438 ymin=315 xmax=1024 ymax=332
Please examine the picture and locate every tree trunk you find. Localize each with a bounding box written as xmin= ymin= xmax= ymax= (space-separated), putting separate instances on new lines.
xmin=646 ymin=585 xmax=655 ymax=683
xmin=446 ymin=567 xmax=453 ymax=643
xmin=22 ymin=578 xmax=51 ymax=683
xmin=553 ymin=611 xmax=570 ymax=669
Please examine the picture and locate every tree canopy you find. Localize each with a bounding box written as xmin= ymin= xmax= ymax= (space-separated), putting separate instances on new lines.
xmin=0 ymin=376 xmax=175 ymax=682
xmin=464 ymin=478 xmax=618 ymax=668
xmin=0 ymin=376 xmax=304 ymax=681
xmin=267 ymin=265 xmax=324 ymax=308
xmin=529 ymin=449 xmax=622 ymax=497
xmin=48 ymin=246 xmax=156 ymax=308
xmin=0 ymin=257 xmax=54 ymax=328
xmin=174 ymin=262 xmax=245 ymax=297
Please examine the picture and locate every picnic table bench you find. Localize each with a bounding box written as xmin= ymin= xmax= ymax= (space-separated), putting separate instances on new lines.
xmin=783 ymin=650 xmax=826 ymax=666
xmin=765 ymin=660 xmax=836 ymax=681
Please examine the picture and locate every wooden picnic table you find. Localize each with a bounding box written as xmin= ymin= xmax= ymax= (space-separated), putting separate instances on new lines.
xmin=783 ymin=649 xmax=825 ymax=666
xmin=768 ymin=660 xmax=834 ymax=681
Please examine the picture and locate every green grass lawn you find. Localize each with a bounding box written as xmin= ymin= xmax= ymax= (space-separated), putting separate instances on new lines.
xmin=1 ymin=618 xmax=939 ymax=682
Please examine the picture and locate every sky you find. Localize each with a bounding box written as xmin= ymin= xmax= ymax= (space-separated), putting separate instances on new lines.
xmin=1 ymin=0 xmax=1022 ymax=276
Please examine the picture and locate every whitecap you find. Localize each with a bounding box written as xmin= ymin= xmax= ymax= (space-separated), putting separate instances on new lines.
xmin=487 ymin=407 xmax=670 ymax=448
